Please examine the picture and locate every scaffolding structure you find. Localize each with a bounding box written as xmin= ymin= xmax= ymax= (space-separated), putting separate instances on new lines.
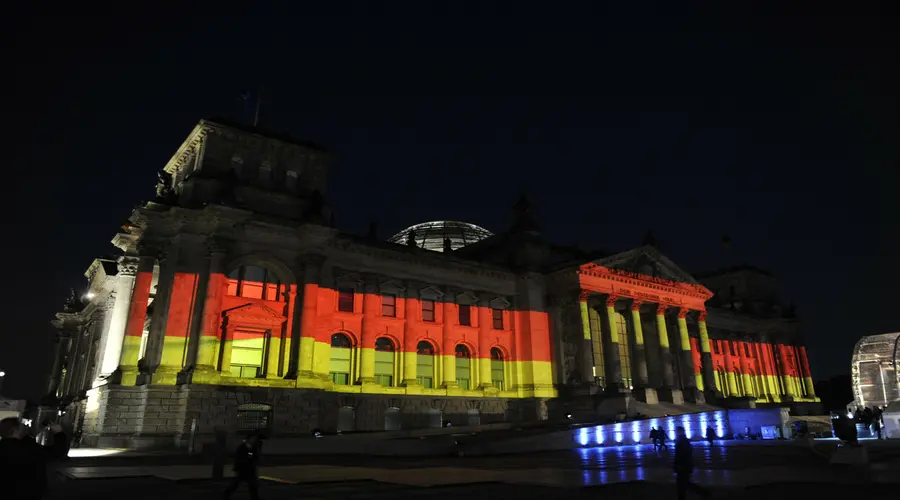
xmin=851 ymin=332 xmax=900 ymax=409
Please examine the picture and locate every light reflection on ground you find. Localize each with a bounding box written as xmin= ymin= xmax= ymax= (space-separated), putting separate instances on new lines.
xmin=68 ymin=448 xmax=126 ymax=458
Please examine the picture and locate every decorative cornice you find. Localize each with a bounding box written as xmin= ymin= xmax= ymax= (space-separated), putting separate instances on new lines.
xmin=579 ymin=263 xmax=713 ymax=300
xmin=117 ymin=257 xmax=139 ymax=277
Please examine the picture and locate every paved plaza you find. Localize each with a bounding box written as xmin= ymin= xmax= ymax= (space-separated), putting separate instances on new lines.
xmin=49 ymin=440 xmax=900 ymax=499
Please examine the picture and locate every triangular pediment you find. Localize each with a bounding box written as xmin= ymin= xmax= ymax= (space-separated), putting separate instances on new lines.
xmin=225 ymin=302 xmax=284 ymax=320
xmin=595 ymin=246 xmax=700 ymax=285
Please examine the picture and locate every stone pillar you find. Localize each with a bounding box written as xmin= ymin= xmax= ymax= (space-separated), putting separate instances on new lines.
xmin=295 ymin=261 xmax=321 ymax=378
xmin=738 ymin=342 xmax=755 ymax=397
xmin=46 ymin=335 xmax=68 ymax=397
xmin=655 ymin=304 xmax=675 ymax=389
xmin=477 ymin=296 xmax=493 ymax=389
xmin=762 ymin=343 xmax=782 ymax=401
xmin=578 ymin=293 xmax=595 ymax=385
xmin=602 ymin=295 xmax=623 ymax=392
xmin=118 ymin=256 xmax=155 ymax=385
xmin=441 ymin=292 xmax=457 ymax=389
xmin=798 ymin=346 xmax=817 ymax=398
xmin=219 ymin=325 xmax=237 ymax=374
xmin=629 ymin=301 xmax=649 ymax=387
xmin=402 ymin=287 xmax=418 ymax=386
xmin=145 ymin=245 xmax=179 ymax=384
xmin=697 ymin=312 xmax=718 ymax=397
xmin=723 ymin=340 xmax=740 ymax=396
xmin=776 ymin=344 xmax=796 ymax=400
xmin=266 ymin=328 xmax=281 ymax=379
xmin=358 ymin=279 xmax=378 ymax=384
xmin=192 ymin=246 xmax=227 ymax=382
xmin=281 ymin=287 xmax=297 ymax=376
xmin=676 ymin=308 xmax=702 ymax=403
xmin=98 ymin=258 xmax=137 ymax=380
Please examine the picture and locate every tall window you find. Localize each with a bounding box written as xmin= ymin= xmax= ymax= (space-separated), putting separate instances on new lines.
xmin=422 ymin=299 xmax=435 ymax=322
xmin=382 ymin=294 xmax=396 ymax=317
xmin=589 ymin=308 xmax=605 ymax=386
xmin=744 ymin=344 xmax=752 ymax=357
xmin=230 ymin=331 xmax=265 ymax=378
xmin=458 ymin=304 xmax=471 ymax=326
xmin=337 ymin=288 xmax=354 ymax=312
xmin=416 ymin=341 xmax=435 ymax=388
xmin=490 ymin=347 xmax=505 ymax=390
xmin=455 ymin=345 xmax=471 ymax=390
xmin=492 ymin=308 xmax=504 ymax=330
xmin=329 ymin=333 xmax=353 ymax=385
xmin=615 ymin=313 xmax=632 ymax=387
xmin=735 ymin=369 xmax=745 ymax=396
xmin=716 ymin=370 xmax=728 ymax=396
xmin=729 ymin=341 xmax=736 ymax=356
xmin=713 ymin=341 xmax=720 ymax=355
xmin=227 ymin=265 xmax=283 ymax=301
xmin=374 ymin=337 xmax=395 ymax=386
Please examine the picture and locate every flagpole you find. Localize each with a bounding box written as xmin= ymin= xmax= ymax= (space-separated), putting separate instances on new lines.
xmin=253 ymin=87 xmax=262 ymax=127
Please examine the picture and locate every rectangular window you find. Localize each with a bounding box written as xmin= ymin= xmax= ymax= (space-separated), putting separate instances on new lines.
xmin=729 ymin=342 xmax=736 ymax=356
xmin=337 ymin=288 xmax=354 ymax=312
xmin=713 ymin=341 xmax=720 ymax=355
xmin=492 ymin=308 xmax=504 ymax=330
xmin=382 ymin=294 xmax=396 ymax=317
xmin=422 ymin=299 xmax=435 ymax=322
xmin=744 ymin=344 xmax=752 ymax=357
xmin=458 ymin=304 xmax=471 ymax=326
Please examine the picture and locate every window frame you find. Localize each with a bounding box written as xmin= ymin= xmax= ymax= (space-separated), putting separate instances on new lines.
xmin=337 ymin=288 xmax=355 ymax=313
xmin=421 ymin=299 xmax=435 ymax=322
xmin=228 ymin=265 xmax=284 ymax=301
xmin=491 ymin=308 xmax=504 ymax=330
xmin=458 ymin=304 xmax=471 ymax=326
xmin=381 ymin=293 xmax=397 ymax=317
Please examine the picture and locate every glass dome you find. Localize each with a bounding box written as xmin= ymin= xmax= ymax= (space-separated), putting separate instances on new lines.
xmin=388 ymin=220 xmax=493 ymax=252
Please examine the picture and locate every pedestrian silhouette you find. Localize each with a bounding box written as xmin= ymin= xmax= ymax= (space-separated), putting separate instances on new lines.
xmin=674 ymin=426 xmax=710 ymax=499
xmin=222 ymin=432 xmax=262 ymax=500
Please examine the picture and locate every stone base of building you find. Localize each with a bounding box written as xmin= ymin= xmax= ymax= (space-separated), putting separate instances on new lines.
xmin=74 ymin=384 xmax=549 ymax=450
xmin=656 ymin=388 xmax=685 ymax=405
xmin=631 ymin=387 xmax=659 ymax=405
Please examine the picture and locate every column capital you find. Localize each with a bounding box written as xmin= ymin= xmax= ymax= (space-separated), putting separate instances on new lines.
xmin=117 ymin=257 xmax=140 ymax=277
xmin=656 ymin=303 xmax=669 ymax=315
xmin=630 ymin=300 xmax=643 ymax=312
xmin=206 ymin=237 xmax=229 ymax=256
xmin=677 ymin=307 xmax=690 ymax=319
xmin=605 ymin=294 xmax=619 ymax=307
xmin=579 ymin=290 xmax=591 ymax=302
xmin=698 ymin=310 xmax=708 ymax=322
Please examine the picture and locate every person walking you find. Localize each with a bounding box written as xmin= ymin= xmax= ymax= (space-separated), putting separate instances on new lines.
xmin=222 ymin=432 xmax=261 ymax=500
xmin=674 ymin=426 xmax=710 ymax=500
xmin=650 ymin=427 xmax=659 ymax=452
xmin=0 ymin=418 xmax=67 ymax=500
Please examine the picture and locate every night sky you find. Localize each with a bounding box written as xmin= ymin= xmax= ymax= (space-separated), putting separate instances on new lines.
xmin=3 ymin=2 xmax=898 ymax=400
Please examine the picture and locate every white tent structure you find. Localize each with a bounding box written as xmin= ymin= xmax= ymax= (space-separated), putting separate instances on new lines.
xmin=851 ymin=332 xmax=900 ymax=409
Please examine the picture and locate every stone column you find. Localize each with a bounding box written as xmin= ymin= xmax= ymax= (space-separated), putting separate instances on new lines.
xmin=402 ymin=287 xmax=418 ymax=386
xmin=738 ymin=341 xmax=754 ymax=397
xmin=723 ymin=340 xmax=740 ymax=396
xmin=477 ymin=296 xmax=493 ymax=389
xmin=46 ymin=335 xmax=68 ymax=397
xmin=578 ymin=292 xmax=595 ymax=385
xmin=602 ymin=295 xmax=623 ymax=392
xmin=628 ymin=301 xmax=649 ymax=387
xmin=146 ymin=245 xmax=179 ymax=384
xmin=191 ymin=245 xmax=227 ymax=382
xmin=655 ymin=304 xmax=675 ymax=390
xmin=219 ymin=324 xmax=237 ymax=374
xmin=776 ymin=344 xmax=796 ymax=400
xmin=676 ymin=308 xmax=700 ymax=402
xmin=697 ymin=312 xmax=718 ymax=397
xmin=798 ymin=346 xmax=817 ymax=398
xmin=118 ymin=255 xmax=155 ymax=385
xmin=98 ymin=258 xmax=138 ymax=380
xmin=358 ymin=278 xmax=378 ymax=384
xmin=441 ymin=291 xmax=457 ymax=389
xmin=280 ymin=287 xmax=297 ymax=376
xmin=266 ymin=328 xmax=282 ymax=379
xmin=294 ymin=260 xmax=321 ymax=378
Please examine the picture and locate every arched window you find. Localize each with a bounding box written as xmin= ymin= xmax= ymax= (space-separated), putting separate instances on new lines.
xmin=490 ymin=347 xmax=505 ymax=390
xmin=455 ymin=344 xmax=471 ymax=390
xmin=227 ymin=265 xmax=285 ymax=301
xmin=416 ymin=341 xmax=435 ymax=388
xmin=615 ymin=313 xmax=632 ymax=388
xmin=374 ymin=337 xmax=395 ymax=386
xmin=329 ymin=333 xmax=353 ymax=385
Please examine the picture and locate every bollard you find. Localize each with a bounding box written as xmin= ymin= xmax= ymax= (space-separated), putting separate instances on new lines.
xmin=211 ymin=429 xmax=226 ymax=479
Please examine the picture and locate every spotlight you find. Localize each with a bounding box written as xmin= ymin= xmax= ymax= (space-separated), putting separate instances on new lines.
xmin=83 ymin=292 xmax=95 ymax=300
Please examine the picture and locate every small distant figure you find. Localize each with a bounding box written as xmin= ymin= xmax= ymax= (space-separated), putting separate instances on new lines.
xmin=706 ymin=425 xmax=716 ymax=445
xmin=674 ymin=427 xmax=710 ymax=500
xmin=223 ymin=432 xmax=261 ymax=500
xmin=650 ymin=427 xmax=660 ymax=451
xmin=658 ymin=428 xmax=669 ymax=450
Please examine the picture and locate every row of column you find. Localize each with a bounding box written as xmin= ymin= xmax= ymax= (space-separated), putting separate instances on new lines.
xmin=578 ymin=293 xmax=702 ymax=396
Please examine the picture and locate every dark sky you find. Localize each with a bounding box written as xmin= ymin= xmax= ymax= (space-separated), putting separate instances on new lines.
xmin=3 ymin=2 xmax=898 ymax=400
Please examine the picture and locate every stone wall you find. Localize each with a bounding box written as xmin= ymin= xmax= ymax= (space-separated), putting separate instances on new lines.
xmin=79 ymin=383 xmax=546 ymax=449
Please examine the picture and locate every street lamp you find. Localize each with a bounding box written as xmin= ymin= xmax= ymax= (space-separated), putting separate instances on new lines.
xmin=0 ymin=370 xmax=5 ymax=396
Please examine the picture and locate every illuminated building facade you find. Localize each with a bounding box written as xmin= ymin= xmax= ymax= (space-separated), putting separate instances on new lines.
xmin=47 ymin=119 xmax=819 ymax=447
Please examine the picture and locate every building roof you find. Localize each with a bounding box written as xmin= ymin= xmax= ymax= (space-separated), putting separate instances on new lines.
xmin=387 ymin=221 xmax=494 ymax=252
